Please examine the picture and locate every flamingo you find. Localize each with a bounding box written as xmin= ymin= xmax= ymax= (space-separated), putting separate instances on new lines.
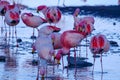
xmin=90 ymin=34 xmax=110 ymax=73
xmin=0 ymin=0 xmax=10 ymax=34
xmin=73 ymin=8 xmax=95 ymax=58
xmin=73 ymin=8 xmax=95 ymax=35
xmin=37 ymin=5 xmax=62 ymax=24
xmin=4 ymin=2 xmax=24 ymax=46
xmin=21 ymin=12 xmax=47 ymax=38
xmin=0 ymin=0 xmax=10 ymax=16
xmin=54 ymin=30 xmax=85 ymax=74
xmin=34 ymin=25 xmax=61 ymax=80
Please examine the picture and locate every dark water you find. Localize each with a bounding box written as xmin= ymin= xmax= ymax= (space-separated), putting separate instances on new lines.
xmin=0 ymin=9 xmax=120 ymax=80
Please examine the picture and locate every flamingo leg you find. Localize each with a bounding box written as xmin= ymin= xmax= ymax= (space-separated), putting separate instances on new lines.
xmin=36 ymin=57 xmax=40 ymax=80
xmin=63 ymin=0 xmax=65 ymax=6
xmin=36 ymin=27 xmax=39 ymax=32
xmin=15 ymin=26 xmax=18 ymax=47
xmin=53 ymin=60 xmax=55 ymax=74
xmin=86 ymin=37 xmax=88 ymax=58
xmin=100 ymin=54 xmax=103 ymax=73
xmin=62 ymin=55 xmax=64 ymax=71
xmin=1 ymin=16 xmax=4 ymax=34
xmin=67 ymin=52 xmax=70 ymax=77
xmin=92 ymin=55 xmax=96 ymax=74
xmin=74 ymin=47 xmax=77 ymax=75
xmin=8 ymin=25 xmax=11 ymax=44
xmin=78 ymin=45 xmax=81 ymax=57
xmin=4 ymin=20 xmax=7 ymax=44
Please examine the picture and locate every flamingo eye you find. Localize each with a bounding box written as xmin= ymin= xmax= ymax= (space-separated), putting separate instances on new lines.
xmin=53 ymin=13 xmax=56 ymax=16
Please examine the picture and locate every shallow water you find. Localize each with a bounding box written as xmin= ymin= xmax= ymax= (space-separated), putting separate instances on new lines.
xmin=0 ymin=9 xmax=120 ymax=80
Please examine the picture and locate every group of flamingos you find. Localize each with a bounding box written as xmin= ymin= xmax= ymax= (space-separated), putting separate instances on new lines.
xmin=0 ymin=0 xmax=110 ymax=80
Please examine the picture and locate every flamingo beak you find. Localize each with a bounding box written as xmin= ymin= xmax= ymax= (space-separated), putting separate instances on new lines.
xmin=40 ymin=17 xmax=47 ymax=23
xmin=37 ymin=9 xmax=39 ymax=13
xmin=32 ymin=48 xmax=35 ymax=54
xmin=57 ymin=60 xmax=60 ymax=64
xmin=32 ymin=44 xmax=36 ymax=54
xmin=49 ymin=26 xmax=61 ymax=32
xmin=53 ymin=27 xmax=61 ymax=32
xmin=41 ymin=75 xmax=45 ymax=80
xmin=37 ymin=5 xmax=47 ymax=13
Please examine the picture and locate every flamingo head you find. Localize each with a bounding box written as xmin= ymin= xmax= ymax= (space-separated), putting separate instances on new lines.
xmin=37 ymin=5 xmax=47 ymax=13
xmin=54 ymin=49 xmax=62 ymax=64
xmin=48 ymin=25 xmax=61 ymax=32
xmin=0 ymin=1 xmax=10 ymax=16
xmin=38 ymin=25 xmax=61 ymax=37
xmin=24 ymin=12 xmax=34 ymax=16
xmin=73 ymin=8 xmax=80 ymax=17
xmin=0 ymin=6 xmax=7 ymax=16
xmin=46 ymin=7 xmax=62 ymax=23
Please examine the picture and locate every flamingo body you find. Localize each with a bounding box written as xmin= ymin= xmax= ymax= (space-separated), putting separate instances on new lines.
xmin=90 ymin=34 xmax=110 ymax=54
xmin=21 ymin=13 xmax=47 ymax=28
xmin=51 ymin=32 xmax=62 ymax=49
xmin=4 ymin=10 xmax=20 ymax=26
xmin=90 ymin=34 xmax=110 ymax=73
xmin=37 ymin=6 xmax=62 ymax=24
xmin=57 ymin=30 xmax=84 ymax=55
xmin=35 ymin=25 xmax=61 ymax=61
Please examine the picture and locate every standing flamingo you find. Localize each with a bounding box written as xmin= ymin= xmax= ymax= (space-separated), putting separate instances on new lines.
xmin=4 ymin=6 xmax=20 ymax=46
xmin=90 ymin=34 xmax=110 ymax=73
xmin=0 ymin=0 xmax=10 ymax=16
xmin=21 ymin=12 xmax=47 ymax=38
xmin=34 ymin=25 xmax=61 ymax=80
xmin=0 ymin=0 xmax=10 ymax=34
xmin=73 ymin=8 xmax=95 ymax=58
xmin=54 ymin=30 xmax=85 ymax=74
xmin=37 ymin=5 xmax=62 ymax=25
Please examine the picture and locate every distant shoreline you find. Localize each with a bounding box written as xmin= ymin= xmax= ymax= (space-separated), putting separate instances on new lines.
xmin=58 ymin=5 xmax=120 ymax=18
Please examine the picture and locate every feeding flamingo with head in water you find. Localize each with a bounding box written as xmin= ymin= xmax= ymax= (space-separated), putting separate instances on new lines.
xmin=90 ymin=34 xmax=110 ymax=74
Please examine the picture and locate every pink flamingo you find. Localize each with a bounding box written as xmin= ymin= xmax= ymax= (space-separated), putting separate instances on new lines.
xmin=73 ymin=8 xmax=95 ymax=57
xmin=37 ymin=5 xmax=62 ymax=24
xmin=4 ymin=7 xmax=20 ymax=46
xmin=34 ymin=25 xmax=61 ymax=80
xmin=90 ymin=34 xmax=110 ymax=73
xmin=3 ymin=2 xmax=22 ymax=46
xmin=54 ymin=30 xmax=85 ymax=74
xmin=0 ymin=0 xmax=10 ymax=16
xmin=73 ymin=8 xmax=95 ymax=35
xmin=21 ymin=12 xmax=47 ymax=38
xmin=0 ymin=0 xmax=10 ymax=34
